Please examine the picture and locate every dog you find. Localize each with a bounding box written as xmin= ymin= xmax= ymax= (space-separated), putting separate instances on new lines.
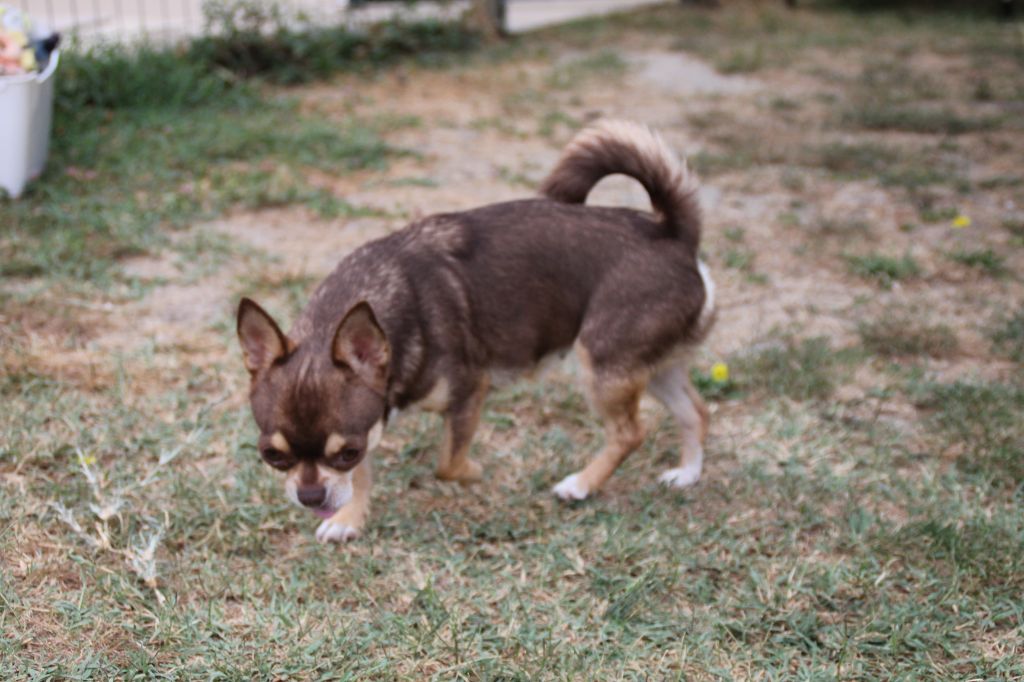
xmin=236 ymin=120 xmax=716 ymax=544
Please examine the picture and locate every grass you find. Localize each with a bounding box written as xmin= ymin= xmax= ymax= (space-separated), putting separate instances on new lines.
xmin=731 ymin=336 xmax=847 ymax=401
xmin=5 ymin=352 xmax=1022 ymax=678
xmin=842 ymin=103 xmax=1003 ymax=135
xmin=0 ymin=13 xmax=471 ymax=286
xmin=545 ymin=49 xmax=628 ymax=89
xmin=3 ymin=0 xmax=1024 ymax=678
xmin=810 ymin=141 xmax=965 ymax=190
xmin=990 ymin=305 xmax=1024 ymax=362
xmin=715 ymin=44 xmax=765 ymax=74
xmin=813 ymin=141 xmax=897 ymax=176
xmin=858 ymin=312 xmax=959 ymax=358
xmin=847 ymin=252 xmax=922 ymax=288
xmin=947 ymin=248 xmax=1007 ymax=276
xmin=1 ymin=102 xmax=395 ymax=284
xmin=915 ymin=380 xmax=1024 ymax=485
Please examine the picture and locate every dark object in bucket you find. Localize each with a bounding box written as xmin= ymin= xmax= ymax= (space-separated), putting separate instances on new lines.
xmin=0 ymin=6 xmax=60 ymax=76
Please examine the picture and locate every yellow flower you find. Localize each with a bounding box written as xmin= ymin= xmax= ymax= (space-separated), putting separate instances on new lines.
xmin=711 ymin=362 xmax=730 ymax=383
xmin=81 ymin=454 xmax=97 ymax=466
xmin=952 ymin=215 xmax=971 ymax=229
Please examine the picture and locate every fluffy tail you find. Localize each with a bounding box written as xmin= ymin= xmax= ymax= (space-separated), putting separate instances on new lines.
xmin=539 ymin=120 xmax=701 ymax=254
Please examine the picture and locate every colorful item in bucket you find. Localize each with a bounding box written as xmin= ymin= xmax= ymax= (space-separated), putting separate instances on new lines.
xmin=0 ymin=6 xmax=57 ymax=76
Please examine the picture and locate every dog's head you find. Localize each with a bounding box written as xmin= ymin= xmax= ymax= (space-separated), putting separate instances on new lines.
xmin=236 ymin=298 xmax=389 ymax=518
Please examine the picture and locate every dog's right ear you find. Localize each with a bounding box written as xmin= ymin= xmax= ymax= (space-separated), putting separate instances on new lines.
xmin=237 ymin=298 xmax=289 ymax=375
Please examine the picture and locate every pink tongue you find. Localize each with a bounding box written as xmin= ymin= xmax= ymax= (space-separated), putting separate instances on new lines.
xmin=313 ymin=507 xmax=336 ymax=519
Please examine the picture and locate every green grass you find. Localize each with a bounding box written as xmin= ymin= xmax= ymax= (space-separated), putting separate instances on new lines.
xmin=838 ymin=49 xmax=1009 ymax=135
xmin=4 ymin=346 xmax=1022 ymax=678
xmin=812 ymin=141 xmax=897 ymax=176
xmin=732 ymin=336 xmax=848 ymax=401
xmin=715 ymin=44 xmax=765 ymax=74
xmin=6 ymin=346 xmax=1021 ymax=678
xmin=0 ymin=13 xmax=480 ymax=286
xmin=192 ymin=14 xmax=478 ymax=84
xmin=544 ymin=49 xmax=628 ymax=89
xmin=847 ymin=252 xmax=922 ymax=288
xmin=810 ymin=141 xmax=964 ymax=190
xmin=842 ymin=103 xmax=1002 ymax=135
xmin=0 ymin=102 xmax=394 ymax=284
xmin=947 ymin=248 xmax=1007 ymax=276
xmin=914 ymin=380 xmax=1024 ymax=485
xmin=990 ymin=305 xmax=1024 ymax=362
xmin=859 ymin=313 xmax=959 ymax=358
xmin=1005 ymin=219 xmax=1024 ymax=246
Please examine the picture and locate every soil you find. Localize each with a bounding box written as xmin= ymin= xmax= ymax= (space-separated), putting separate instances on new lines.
xmin=28 ymin=38 xmax=1024 ymax=419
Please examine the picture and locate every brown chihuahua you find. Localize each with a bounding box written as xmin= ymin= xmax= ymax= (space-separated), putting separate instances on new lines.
xmin=237 ymin=120 xmax=716 ymax=543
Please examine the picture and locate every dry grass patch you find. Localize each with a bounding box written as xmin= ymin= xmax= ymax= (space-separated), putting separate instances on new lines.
xmin=858 ymin=308 xmax=959 ymax=358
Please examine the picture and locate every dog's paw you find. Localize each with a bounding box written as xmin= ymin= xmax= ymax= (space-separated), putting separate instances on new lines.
xmin=436 ymin=457 xmax=483 ymax=484
xmin=315 ymin=518 xmax=361 ymax=544
xmin=552 ymin=473 xmax=589 ymax=501
xmin=659 ymin=465 xmax=702 ymax=489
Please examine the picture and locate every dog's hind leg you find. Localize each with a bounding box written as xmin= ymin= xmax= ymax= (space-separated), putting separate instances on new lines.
xmin=553 ymin=353 xmax=647 ymax=500
xmin=435 ymin=374 xmax=490 ymax=483
xmin=648 ymin=361 xmax=708 ymax=489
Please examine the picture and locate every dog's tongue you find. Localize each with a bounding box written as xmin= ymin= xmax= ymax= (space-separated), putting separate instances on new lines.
xmin=313 ymin=507 xmax=336 ymax=520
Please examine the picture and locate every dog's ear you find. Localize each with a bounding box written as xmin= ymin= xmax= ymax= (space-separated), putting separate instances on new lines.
xmin=332 ymin=302 xmax=390 ymax=394
xmin=237 ymin=298 xmax=290 ymax=375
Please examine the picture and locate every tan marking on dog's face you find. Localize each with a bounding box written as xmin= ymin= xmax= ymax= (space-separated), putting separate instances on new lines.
xmin=283 ymin=468 xmax=302 ymax=507
xmin=270 ymin=431 xmax=290 ymax=453
xmin=367 ymin=420 xmax=383 ymax=451
xmin=324 ymin=433 xmax=347 ymax=457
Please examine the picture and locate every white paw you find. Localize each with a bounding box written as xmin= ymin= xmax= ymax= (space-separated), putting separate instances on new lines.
xmin=659 ymin=465 xmax=702 ymax=489
xmin=552 ymin=473 xmax=589 ymax=501
xmin=315 ymin=518 xmax=361 ymax=544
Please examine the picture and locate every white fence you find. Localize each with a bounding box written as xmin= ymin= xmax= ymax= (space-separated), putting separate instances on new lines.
xmin=13 ymin=0 xmax=670 ymax=45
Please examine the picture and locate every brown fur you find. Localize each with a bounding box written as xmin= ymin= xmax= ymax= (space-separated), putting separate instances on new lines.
xmin=237 ymin=120 xmax=716 ymax=542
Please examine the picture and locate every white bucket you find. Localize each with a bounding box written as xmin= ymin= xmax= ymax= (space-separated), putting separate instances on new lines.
xmin=0 ymin=50 xmax=59 ymax=198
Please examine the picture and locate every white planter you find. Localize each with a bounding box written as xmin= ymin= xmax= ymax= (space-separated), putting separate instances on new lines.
xmin=0 ymin=49 xmax=59 ymax=198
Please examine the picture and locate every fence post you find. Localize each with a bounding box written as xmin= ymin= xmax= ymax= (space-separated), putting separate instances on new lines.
xmin=470 ymin=0 xmax=506 ymax=39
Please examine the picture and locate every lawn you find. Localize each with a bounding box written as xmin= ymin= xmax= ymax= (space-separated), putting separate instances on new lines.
xmin=1 ymin=1 xmax=1022 ymax=678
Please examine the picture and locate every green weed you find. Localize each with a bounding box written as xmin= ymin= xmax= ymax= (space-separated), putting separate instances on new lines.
xmin=847 ymin=253 xmax=922 ymax=288
xmin=545 ymin=49 xmax=628 ymax=89
xmin=842 ymin=103 xmax=1002 ymax=135
xmin=989 ymin=305 xmax=1024 ymax=362
xmin=716 ymin=44 xmax=765 ymax=73
xmin=947 ymin=248 xmax=1007 ymax=276
xmin=813 ymin=141 xmax=897 ymax=176
xmin=733 ymin=336 xmax=846 ymax=401
xmin=858 ymin=313 xmax=959 ymax=358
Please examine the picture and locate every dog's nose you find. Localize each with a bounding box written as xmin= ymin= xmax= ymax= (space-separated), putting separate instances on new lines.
xmin=297 ymin=485 xmax=326 ymax=508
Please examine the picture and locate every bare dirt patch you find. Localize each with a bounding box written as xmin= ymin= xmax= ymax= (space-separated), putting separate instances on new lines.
xmin=84 ymin=32 xmax=1022 ymax=419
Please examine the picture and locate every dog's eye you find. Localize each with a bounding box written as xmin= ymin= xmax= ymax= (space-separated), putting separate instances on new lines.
xmin=328 ymin=447 xmax=362 ymax=470
xmin=261 ymin=448 xmax=293 ymax=470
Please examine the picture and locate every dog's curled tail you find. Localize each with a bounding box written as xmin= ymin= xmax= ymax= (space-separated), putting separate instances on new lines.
xmin=540 ymin=119 xmax=701 ymax=253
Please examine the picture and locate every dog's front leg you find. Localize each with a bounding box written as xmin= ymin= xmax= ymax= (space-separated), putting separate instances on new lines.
xmin=316 ymin=456 xmax=372 ymax=544
xmin=435 ymin=375 xmax=489 ymax=483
